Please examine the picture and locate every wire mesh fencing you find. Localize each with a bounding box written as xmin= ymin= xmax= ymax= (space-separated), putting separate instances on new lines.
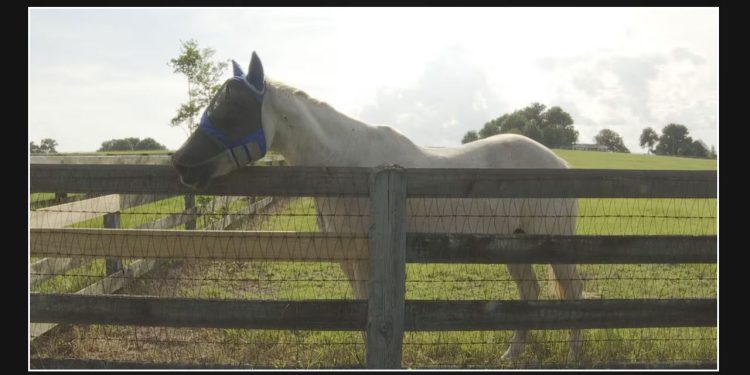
xmin=30 ymin=159 xmax=717 ymax=369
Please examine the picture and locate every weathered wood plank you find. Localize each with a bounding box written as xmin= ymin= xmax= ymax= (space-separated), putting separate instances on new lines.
xmin=133 ymin=207 xmax=198 ymax=230
xmin=31 ymin=165 xmax=715 ymax=198
xmin=30 ymin=154 xmax=173 ymax=165
xmin=31 ymin=294 xmax=368 ymax=330
xmin=405 ymin=169 xmax=717 ymax=198
xmin=31 ymin=229 xmax=714 ymax=264
xmin=30 ymin=193 xmax=173 ymax=229
xmin=30 ymin=154 xmax=282 ymax=165
xmin=28 ymin=357 xmax=715 ymax=370
xmin=31 ymin=229 xmax=369 ymax=261
xmin=419 ymin=361 xmax=718 ymax=370
xmin=30 ymin=194 xmax=120 ymax=229
xmin=119 ymin=194 xmax=175 ymax=210
xmin=103 ymin=212 xmax=123 ymax=275
xmin=406 ymin=234 xmax=717 ymax=264
xmin=367 ymin=167 xmax=407 ymax=368
xmin=30 ymin=164 xmax=372 ymax=196
xmin=30 ymin=259 xmax=159 ymax=339
xmin=30 ymin=294 xmax=715 ymax=331
xmin=404 ymin=299 xmax=716 ymax=331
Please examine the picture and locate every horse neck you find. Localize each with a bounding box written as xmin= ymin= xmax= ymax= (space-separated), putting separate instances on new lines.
xmin=266 ymin=83 xmax=423 ymax=167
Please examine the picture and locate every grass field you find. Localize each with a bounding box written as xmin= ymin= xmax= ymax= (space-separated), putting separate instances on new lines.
xmin=553 ymin=149 xmax=717 ymax=170
xmin=30 ymin=150 xmax=717 ymax=368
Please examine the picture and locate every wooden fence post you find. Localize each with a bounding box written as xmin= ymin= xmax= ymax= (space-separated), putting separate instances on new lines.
xmin=366 ymin=166 xmax=407 ymax=369
xmin=103 ymin=212 xmax=122 ymax=275
xmin=184 ymin=195 xmax=196 ymax=230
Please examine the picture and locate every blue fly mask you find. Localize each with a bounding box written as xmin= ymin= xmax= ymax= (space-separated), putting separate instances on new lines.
xmin=172 ymin=52 xmax=267 ymax=189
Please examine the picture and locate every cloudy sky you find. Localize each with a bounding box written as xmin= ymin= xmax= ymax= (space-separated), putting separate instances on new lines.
xmin=29 ymin=7 xmax=718 ymax=154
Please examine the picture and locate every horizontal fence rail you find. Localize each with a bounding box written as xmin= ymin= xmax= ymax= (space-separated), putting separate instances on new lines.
xmin=30 ymin=229 xmax=716 ymax=264
xmin=30 ymin=229 xmax=369 ymax=261
xmin=406 ymin=234 xmax=717 ymax=264
xmin=31 ymin=293 xmax=716 ymax=331
xmin=29 ymin=163 xmax=717 ymax=369
xmin=31 ymin=164 xmax=717 ymax=198
xmin=28 ymin=358 xmax=717 ymax=370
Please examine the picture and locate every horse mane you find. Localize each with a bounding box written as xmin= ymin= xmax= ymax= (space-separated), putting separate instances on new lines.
xmin=268 ymin=78 xmax=414 ymax=141
xmin=267 ymin=79 xmax=330 ymax=107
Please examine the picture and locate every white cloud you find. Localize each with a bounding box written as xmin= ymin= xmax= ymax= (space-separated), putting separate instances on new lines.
xmin=29 ymin=7 xmax=717 ymax=154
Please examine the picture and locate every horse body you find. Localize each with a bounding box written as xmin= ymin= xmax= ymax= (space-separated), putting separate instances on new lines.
xmin=172 ymin=54 xmax=583 ymax=362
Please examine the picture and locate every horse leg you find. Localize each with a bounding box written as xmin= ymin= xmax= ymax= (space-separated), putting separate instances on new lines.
xmin=340 ymin=260 xmax=369 ymax=300
xmin=550 ymin=263 xmax=584 ymax=362
xmin=501 ymin=263 xmax=539 ymax=361
xmin=340 ymin=259 xmax=369 ymax=354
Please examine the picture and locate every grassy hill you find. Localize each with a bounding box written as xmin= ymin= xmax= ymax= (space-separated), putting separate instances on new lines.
xmin=553 ymin=149 xmax=717 ymax=170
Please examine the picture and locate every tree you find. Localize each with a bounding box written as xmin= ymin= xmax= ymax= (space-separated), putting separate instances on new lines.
xmin=462 ymin=131 xmax=479 ymax=144
xmin=499 ymin=112 xmax=528 ymax=134
xmin=639 ymin=127 xmax=659 ymax=154
xmin=461 ymin=103 xmax=579 ymax=149
xmin=709 ymin=145 xmax=717 ymax=159
xmin=30 ymin=138 xmax=57 ymax=153
xmin=135 ymin=137 xmax=167 ymax=151
xmin=594 ymin=129 xmax=630 ymax=153
xmin=654 ymin=123 xmax=690 ymax=156
xmin=524 ymin=121 xmax=543 ymax=143
xmin=541 ymin=106 xmax=574 ymax=128
xmin=478 ymin=120 xmax=501 ymax=139
xmin=168 ymin=39 xmax=228 ymax=134
xmin=520 ymin=103 xmax=546 ymax=125
xmin=685 ymin=139 xmax=709 ymax=159
xmin=98 ymin=137 xmax=167 ymax=152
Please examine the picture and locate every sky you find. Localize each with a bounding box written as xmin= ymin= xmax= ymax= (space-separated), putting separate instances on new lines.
xmin=29 ymin=7 xmax=718 ymax=154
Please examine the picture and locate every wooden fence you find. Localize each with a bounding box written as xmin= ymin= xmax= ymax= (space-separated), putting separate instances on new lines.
xmin=29 ymin=155 xmax=282 ymax=339
xmin=29 ymin=161 xmax=717 ymax=369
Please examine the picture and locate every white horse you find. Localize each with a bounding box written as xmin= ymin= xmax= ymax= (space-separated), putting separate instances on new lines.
xmin=172 ymin=52 xmax=583 ymax=362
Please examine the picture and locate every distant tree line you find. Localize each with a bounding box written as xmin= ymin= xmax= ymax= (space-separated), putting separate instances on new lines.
xmin=98 ymin=137 xmax=167 ymax=152
xmin=462 ymin=103 xmax=579 ymax=149
xmin=460 ymin=105 xmax=715 ymax=159
xmin=30 ymin=138 xmax=58 ymax=154
xmin=640 ymin=124 xmax=715 ymax=159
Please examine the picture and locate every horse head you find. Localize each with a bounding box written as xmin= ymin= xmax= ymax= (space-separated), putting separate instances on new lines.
xmin=172 ymin=52 xmax=274 ymax=189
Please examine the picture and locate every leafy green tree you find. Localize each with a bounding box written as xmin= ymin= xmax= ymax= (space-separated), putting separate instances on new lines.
xmin=41 ymin=138 xmax=58 ymax=153
xmin=710 ymin=145 xmax=717 ymax=159
xmin=654 ymin=123 xmax=690 ymax=156
xmin=168 ymin=39 xmax=228 ymax=134
xmin=98 ymin=137 xmax=167 ymax=152
xmin=541 ymin=106 xmax=574 ymax=128
xmin=30 ymin=138 xmax=58 ymax=153
xmin=134 ymin=137 xmax=167 ymax=151
xmin=639 ymin=127 xmax=659 ymax=154
xmin=462 ymin=131 xmax=479 ymax=144
xmin=524 ymin=121 xmax=543 ymax=143
xmin=499 ymin=112 xmax=528 ymax=134
xmin=594 ymin=129 xmax=630 ymax=153
xmin=462 ymin=103 xmax=579 ymax=149
xmin=685 ymin=139 xmax=709 ymax=158
xmin=520 ymin=102 xmax=546 ymax=125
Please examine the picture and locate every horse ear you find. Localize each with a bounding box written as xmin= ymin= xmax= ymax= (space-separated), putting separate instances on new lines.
xmin=231 ymin=60 xmax=245 ymax=77
xmin=246 ymin=51 xmax=265 ymax=92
